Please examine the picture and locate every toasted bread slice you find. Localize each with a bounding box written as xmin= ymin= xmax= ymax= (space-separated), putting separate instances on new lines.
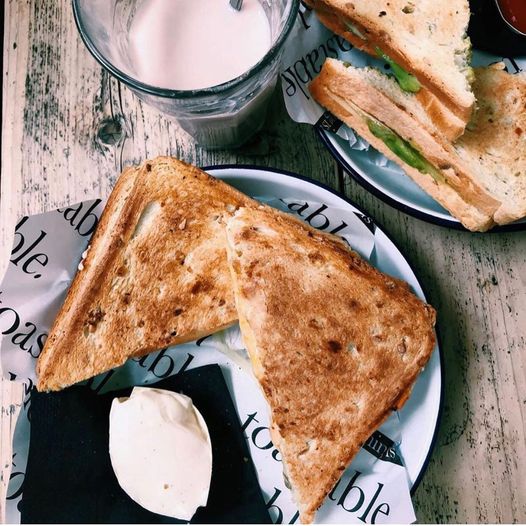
xmin=454 ymin=64 xmax=526 ymax=225
xmin=414 ymin=89 xmax=467 ymax=142
xmin=310 ymin=59 xmax=500 ymax=231
xmin=225 ymin=206 xmax=436 ymax=523
xmin=37 ymin=157 xmax=253 ymax=391
xmin=305 ymin=0 xmax=475 ymax=125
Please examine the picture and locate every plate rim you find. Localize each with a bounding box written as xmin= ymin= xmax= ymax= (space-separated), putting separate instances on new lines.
xmin=317 ymin=127 xmax=526 ymax=233
xmin=202 ymin=163 xmax=445 ymax=495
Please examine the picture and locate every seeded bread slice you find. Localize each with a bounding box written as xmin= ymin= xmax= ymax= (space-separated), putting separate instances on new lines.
xmin=226 ymin=206 xmax=436 ymax=523
xmin=454 ymin=64 xmax=526 ymax=225
xmin=305 ymin=0 xmax=475 ymax=126
xmin=310 ymin=59 xmax=499 ymax=231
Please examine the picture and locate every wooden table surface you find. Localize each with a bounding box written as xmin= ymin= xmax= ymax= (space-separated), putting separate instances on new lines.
xmin=1 ymin=1 xmax=526 ymax=523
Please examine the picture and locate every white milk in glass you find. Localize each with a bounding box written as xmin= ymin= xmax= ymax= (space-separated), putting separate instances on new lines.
xmin=129 ymin=0 xmax=272 ymax=90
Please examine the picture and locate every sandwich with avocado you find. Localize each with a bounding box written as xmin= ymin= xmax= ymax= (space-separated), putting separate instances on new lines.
xmin=310 ymin=59 xmax=526 ymax=231
xmin=304 ymin=0 xmax=475 ymax=140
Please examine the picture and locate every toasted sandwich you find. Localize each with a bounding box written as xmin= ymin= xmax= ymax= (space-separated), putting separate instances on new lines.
xmin=37 ymin=157 xmax=253 ymax=391
xmin=310 ymin=59 xmax=526 ymax=231
xmin=225 ymin=205 xmax=436 ymax=523
xmin=304 ymin=0 xmax=475 ymax=139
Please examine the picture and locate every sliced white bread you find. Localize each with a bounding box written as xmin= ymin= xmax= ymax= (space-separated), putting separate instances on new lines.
xmin=305 ymin=0 xmax=475 ymax=127
xmin=310 ymin=59 xmax=500 ymax=231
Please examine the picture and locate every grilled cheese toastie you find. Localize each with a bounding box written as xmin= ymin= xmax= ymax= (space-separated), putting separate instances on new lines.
xmin=37 ymin=158 xmax=254 ymax=391
xmin=225 ymin=205 xmax=436 ymax=523
xmin=304 ymin=0 xmax=475 ymax=138
xmin=310 ymin=59 xmax=526 ymax=231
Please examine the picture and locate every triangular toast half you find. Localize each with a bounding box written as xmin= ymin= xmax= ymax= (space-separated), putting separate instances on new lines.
xmin=225 ymin=206 xmax=436 ymax=523
xmin=37 ymin=158 xmax=253 ymax=391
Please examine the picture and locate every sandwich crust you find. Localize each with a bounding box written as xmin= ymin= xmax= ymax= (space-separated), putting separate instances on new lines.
xmin=37 ymin=157 xmax=254 ymax=391
xmin=415 ymin=89 xmax=467 ymax=142
xmin=312 ymin=8 xmax=467 ymax=140
xmin=226 ymin=206 xmax=436 ymax=523
xmin=305 ymin=0 xmax=475 ymax=123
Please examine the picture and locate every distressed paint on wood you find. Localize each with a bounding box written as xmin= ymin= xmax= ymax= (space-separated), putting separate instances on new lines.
xmin=1 ymin=0 xmax=525 ymax=523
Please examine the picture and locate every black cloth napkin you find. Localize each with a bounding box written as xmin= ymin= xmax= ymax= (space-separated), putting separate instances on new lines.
xmin=20 ymin=364 xmax=271 ymax=524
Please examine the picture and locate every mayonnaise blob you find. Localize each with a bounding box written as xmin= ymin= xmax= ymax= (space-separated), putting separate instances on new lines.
xmin=109 ymin=387 xmax=212 ymax=520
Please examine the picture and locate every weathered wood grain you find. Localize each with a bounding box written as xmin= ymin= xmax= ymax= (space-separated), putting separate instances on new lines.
xmin=1 ymin=0 xmax=525 ymax=523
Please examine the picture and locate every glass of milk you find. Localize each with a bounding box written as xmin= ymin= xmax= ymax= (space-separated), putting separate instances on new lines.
xmin=73 ymin=0 xmax=299 ymax=149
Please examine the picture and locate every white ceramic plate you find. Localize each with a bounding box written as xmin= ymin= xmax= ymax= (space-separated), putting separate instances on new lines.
xmin=317 ymin=52 xmax=526 ymax=231
xmin=206 ymin=165 xmax=443 ymax=490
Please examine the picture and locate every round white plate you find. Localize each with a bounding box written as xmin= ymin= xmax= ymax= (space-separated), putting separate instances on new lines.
xmin=317 ymin=52 xmax=526 ymax=232
xmin=5 ymin=165 xmax=442 ymax=524
xmin=205 ymin=165 xmax=443 ymax=491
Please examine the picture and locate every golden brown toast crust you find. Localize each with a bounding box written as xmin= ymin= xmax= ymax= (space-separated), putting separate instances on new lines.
xmin=37 ymin=157 xmax=254 ymax=391
xmin=305 ymin=0 xmax=474 ymax=122
xmin=226 ymin=206 xmax=436 ymax=523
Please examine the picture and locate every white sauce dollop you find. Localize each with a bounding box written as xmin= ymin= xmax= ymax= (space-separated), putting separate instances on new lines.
xmin=109 ymin=387 xmax=212 ymax=520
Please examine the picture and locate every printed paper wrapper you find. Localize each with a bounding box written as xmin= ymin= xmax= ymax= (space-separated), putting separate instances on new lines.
xmin=280 ymin=4 xmax=526 ymax=173
xmin=1 ymin=193 xmax=416 ymax=524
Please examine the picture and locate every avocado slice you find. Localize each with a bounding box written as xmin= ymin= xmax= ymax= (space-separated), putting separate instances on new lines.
xmin=375 ymin=47 xmax=421 ymax=93
xmin=367 ymin=119 xmax=445 ymax=183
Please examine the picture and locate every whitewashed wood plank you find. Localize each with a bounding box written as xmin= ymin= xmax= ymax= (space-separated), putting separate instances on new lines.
xmin=2 ymin=0 xmax=526 ymax=522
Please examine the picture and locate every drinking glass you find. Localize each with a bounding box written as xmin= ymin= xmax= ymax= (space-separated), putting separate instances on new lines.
xmin=72 ymin=0 xmax=299 ymax=149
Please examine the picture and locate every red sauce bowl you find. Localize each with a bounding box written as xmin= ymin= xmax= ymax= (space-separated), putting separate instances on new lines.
xmin=469 ymin=0 xmax=526 ymax=57
xmin=496 ymin=0 xmax=526 ymax=35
